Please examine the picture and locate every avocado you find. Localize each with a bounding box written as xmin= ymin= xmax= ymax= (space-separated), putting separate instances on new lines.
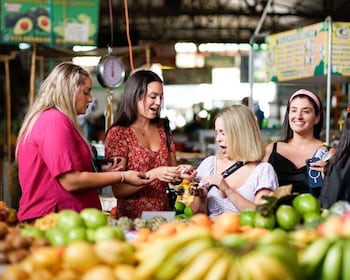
xmin=35 ymin=7 xmax=49 ymax=17
xmin=24 ymin=8 xmax=38 ymax=28
xmin=13 ymin=17 xmax=33 ymax=35
xmin=5 ymin=13 xmax=22 ymax=28
xmin=37 ymin=15 xmax=50 ymax=32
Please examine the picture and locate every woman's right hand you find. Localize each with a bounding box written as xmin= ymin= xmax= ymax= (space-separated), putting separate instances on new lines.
xmin=123 ymin=170 xmax=151 ymax=186
xmin=147 ymin=166 xmax=182 ymax=182
xmin=189 ymin=182 xmax=208 ymax=198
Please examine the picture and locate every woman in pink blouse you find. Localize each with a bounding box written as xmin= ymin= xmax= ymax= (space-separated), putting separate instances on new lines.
xmin=16 ymin=62 xmax=151 ymax=222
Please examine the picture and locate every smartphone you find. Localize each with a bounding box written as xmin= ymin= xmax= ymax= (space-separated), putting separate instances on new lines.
xmin=306 ymin=158 xmax=323 ymax=188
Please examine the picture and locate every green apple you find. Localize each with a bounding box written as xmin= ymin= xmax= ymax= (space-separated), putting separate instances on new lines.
xmin=239 ymin=209 xmax=257 ymax=227
xmin=80 ymin=208 xmax=108 ymax=229
xmin=66 ymin=227 xmax=87 ymax=244
xmin=94 ymin=226 xmax=125 ymax=242
xmin=45 ymin=227 xmax=67 ymax=247
xmin=86 ymin=228 xmax=96 ymax=243
xmin=20 ymin=225 xmax=45 ymax=238
xmin=57 ymin=209 xmax=85 ymax=231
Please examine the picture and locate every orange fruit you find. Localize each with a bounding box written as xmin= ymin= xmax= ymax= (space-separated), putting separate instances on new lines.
xmin=189 ymin=213 xmax=212 ymax=228
xmin=275 ymin=205 xmax=300 ymax=230
xmin=211 ymin=212 xmax=240 ymax=238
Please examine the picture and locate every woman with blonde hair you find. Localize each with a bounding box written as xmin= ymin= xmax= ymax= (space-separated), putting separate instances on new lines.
xmin=189 ymin=104 xmax=278 ymax=216
xmin=16 ymin=62 xmax=150 ymax=222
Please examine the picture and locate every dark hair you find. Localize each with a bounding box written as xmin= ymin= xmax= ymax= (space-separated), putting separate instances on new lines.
xmin=281 ymin=92 xmax=324 ymax=141
xmin=111 ymin=70 xmax=163 ymax=127
xmin=326 ymin=111 xmax=350 ymax=174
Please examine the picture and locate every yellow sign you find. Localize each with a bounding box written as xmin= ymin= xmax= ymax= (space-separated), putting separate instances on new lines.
xmin=266 ymin=21 xmax=350 ymax=82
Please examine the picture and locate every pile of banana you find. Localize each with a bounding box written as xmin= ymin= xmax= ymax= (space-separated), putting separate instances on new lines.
xmin=135 ymin=227 xmax=300 ymax=280
xmin=299 ymin=236 xmax=350 ymax=280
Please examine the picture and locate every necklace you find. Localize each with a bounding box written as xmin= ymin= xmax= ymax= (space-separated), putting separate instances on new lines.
xmin=131 ymin=126 xmax=146 ymax=136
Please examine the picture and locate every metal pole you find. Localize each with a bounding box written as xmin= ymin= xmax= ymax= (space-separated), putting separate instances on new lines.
xmin=325 ymin=16 xmax=332 ymax=145
xmin=248 ymin=0 xmax=273 ymax=111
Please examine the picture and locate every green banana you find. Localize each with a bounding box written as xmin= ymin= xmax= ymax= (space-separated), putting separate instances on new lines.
xmin=256 ymin=243 xmax=301 ymax=279
xmin=342 ymin=238 xmax=350 ymax=279
xmin=153 ymin=236 xmax=214 ymax=280
xmin=320 ymin=239 xmax=343 ymax=280
xmin=135 ymin=227 xmax=211 ymax=280
xmin=174 ymin=247 xmax=223 ymax=280
xmin=298 ymin=237 xmax=334 ymax=278
xmin=202 ymin=251 xmax=232 ymax=280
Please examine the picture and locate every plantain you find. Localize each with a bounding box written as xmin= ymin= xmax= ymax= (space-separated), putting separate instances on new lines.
xmin=242 ymin=251 xmax=295 ymax=280
xmin=255 ymin=243 xmax=301 ymax=279
xmin=202 ymin=251 xmax=232 ymax=280
xmin=224 ymin=256 xmax=244 ymax=280
xmin=342 ymin=238 xmax=350 ymax=279
xmin=174 ymin=247 xmax=223 ymax=280
xmin=298 ymin=237 xmax=334 ymax=279
xmin=153 ymin=236 xmax=214 ymax=280
xmin=320 ymin=239 xmax=343 ymax=280
xmin=135 ymin=227 xmax=211 ymax=280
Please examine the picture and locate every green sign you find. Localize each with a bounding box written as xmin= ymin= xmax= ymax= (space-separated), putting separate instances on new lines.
xmin=1 ymin=0 xmax=99 ymax=46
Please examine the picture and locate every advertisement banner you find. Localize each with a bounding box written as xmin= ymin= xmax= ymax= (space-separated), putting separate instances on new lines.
xmin=266 ymin=21 xmax=350 ymax=82
xmin=0 ymin=0 xmax=99 ymax=46
xmin=266 ymin=22 xmax=328 ymax=82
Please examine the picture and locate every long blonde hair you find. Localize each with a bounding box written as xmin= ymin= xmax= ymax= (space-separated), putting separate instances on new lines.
xmin=216 ymin=104 xmax=265 ymax=161
xmin=16 ymin=62 xmax=90 ymax=157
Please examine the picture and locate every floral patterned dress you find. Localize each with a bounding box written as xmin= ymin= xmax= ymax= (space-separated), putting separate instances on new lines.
xmin=104 ymin=121 xmax=176 ymax=219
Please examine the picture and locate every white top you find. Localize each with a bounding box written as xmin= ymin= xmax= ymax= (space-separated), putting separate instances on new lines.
xmin=196 ymin=155 xmax=279 ymax=216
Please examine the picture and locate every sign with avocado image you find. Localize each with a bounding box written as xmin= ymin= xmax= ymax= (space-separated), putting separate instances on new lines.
xmin=0 ymin=0 xmax=99 ymax=46
xmin=266 ymin=21 xmax=350 ymax=82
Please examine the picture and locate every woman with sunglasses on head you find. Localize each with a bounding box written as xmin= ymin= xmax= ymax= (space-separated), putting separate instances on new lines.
xmin=264 ymin=89 xmax=336 ymax=197
xmin=15 ymin=62 xmax=151 ymax=222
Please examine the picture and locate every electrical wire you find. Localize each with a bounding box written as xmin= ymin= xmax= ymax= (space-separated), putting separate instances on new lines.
xmin=124 ymin=0 xmax=134 ymax=71
xmin=108 ymin=0 xmax=114 ymax=48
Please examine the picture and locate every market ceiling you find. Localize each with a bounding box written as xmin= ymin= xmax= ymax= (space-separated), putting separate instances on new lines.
xmin=98 ymin=0 xmax=350 ymax=46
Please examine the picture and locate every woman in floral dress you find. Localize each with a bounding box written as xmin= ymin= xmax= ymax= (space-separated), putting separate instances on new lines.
xmin=105 ymin=70 xmax=194 ymax=219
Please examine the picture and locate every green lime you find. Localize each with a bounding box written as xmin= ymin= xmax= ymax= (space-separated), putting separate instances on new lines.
xmin=292 ymin=193 xmax=320 ymax=215
xmin=174 ymin=201 xmax=186 ymax=214
xmin=184 ymin=205 xmax=194 ymax=218
xmin=303 ymin=210 xmax=323 ymax=225
xmin=275 ymin=205 xmax=300 ymax=231
xmin=239 ymin=209 xmax=257 ymax=227
xmin=254 ymin=212 xmax=276 ymax=229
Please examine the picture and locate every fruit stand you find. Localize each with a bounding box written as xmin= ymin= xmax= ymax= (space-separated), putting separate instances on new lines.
xmin=1 ymin=193 xmax=350 ymax=279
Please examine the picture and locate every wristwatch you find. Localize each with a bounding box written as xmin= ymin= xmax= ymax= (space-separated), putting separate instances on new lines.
xmin=96 ymin=52 xmax=125 ymax=88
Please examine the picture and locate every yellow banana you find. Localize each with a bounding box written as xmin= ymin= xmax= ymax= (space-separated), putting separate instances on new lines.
xmin=342 ymin=238 xmax=350 ymax=279
xmin=320 ymin=239 xmax=343 ymax=280
xmin=135 ymin=227 xmax=211 ymax=280
xmin=224 ymin=256 xmax=243 ymax=280
xmin=202 ymin=251 xmax=232 ymax=280
xmin=153 ymin=236 xmax=214 ymax=280
xmin=241 ymin=252 xmax=276 ymax=280
xmin=256 ymin=243 xmax=301 ymax=279
xmin=243 ymin=251 xmax=294 ymax=280
xmin=174 ymin=247 xmax=223 ymax=280
xmin=298 ymin=237 xmax=334 ymax=278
